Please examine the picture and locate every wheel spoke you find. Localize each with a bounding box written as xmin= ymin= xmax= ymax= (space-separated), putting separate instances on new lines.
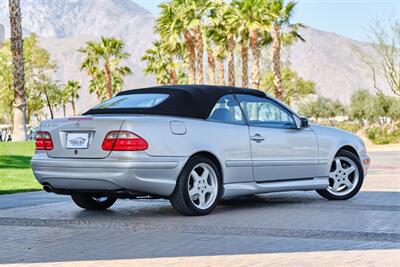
xmin=345 ymin=165 xmax=356 ymax=175
xmin=189 ymin=187 xmax=199 ymax=198
xmin=201 ymin=168 xmax=210 ymax=181
xmin=343 ymin=177 xmax=353 ymax=188
xmin=205 ymin=176 xmax=214 ymax=187
xmin=332 ymin=179 xmax=340 ymax=192
xmin=205 ymin=185 xmax=215 ymax=194
xmin=198 ymin=192 xmax=206 ymax=206
xmin=335 ymin=158 xmax=342 ymax=170
xmin=190 ymin=170 xmax=201 ymax=183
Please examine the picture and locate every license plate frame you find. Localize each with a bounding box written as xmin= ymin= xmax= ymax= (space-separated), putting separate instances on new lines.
xmin=65 ymin=132 xmax=90 ymax=149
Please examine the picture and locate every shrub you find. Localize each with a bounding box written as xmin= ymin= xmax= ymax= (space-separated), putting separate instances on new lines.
xmin=298 ymin=96 xmax=346 ymax=120
xmin=334 ymin=121 xmax=362 ymax=134
xmin=365 ymin=124 xmax=400 ymax=144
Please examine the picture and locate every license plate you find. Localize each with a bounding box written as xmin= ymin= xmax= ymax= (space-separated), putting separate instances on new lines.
xmin=66 ymin=133 xmax=89 ymax=149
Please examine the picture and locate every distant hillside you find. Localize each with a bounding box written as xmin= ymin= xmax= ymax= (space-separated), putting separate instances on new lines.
xmin=0 ymin=0 xmax=156 ymax=114
xmin=285 ymin=27 xmax=390 ymax=102
xmin=0 ymin=0 xmax=392 ymax=115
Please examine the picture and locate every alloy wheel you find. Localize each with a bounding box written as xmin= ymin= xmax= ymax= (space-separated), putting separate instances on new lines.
xmin=327 ymin=156 xmax=359 ymax=196
xmin=187 ymin=163 xmax=218 ymax=210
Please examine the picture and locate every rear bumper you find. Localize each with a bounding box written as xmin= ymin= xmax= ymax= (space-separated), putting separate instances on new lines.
xmin=31 ymin=151 xmax=187 ymax=197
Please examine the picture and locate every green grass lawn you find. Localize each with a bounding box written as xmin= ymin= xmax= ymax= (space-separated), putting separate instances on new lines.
xmin=0 ymin=141 xmax=42 ymax=194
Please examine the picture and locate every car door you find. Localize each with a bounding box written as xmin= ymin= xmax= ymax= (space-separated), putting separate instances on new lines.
xmin=206 ymin=94 xmax=253 ymax=184
xmin=235 ymin=94 xmax=318 ymax=182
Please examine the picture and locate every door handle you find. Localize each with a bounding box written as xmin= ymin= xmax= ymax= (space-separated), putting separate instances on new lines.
xmin=250 ymin=134 xmax=265 ymax=143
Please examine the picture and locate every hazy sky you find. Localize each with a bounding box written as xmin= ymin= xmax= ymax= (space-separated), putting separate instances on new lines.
xmin=132 ymin=0 xmax=400 ymax=42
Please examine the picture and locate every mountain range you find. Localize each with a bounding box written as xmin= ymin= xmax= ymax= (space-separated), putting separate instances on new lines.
xmin=0 ymin=0 xmax=392 ymax=115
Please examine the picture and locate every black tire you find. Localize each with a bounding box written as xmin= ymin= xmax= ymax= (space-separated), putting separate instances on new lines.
xmin=71 ymin=194 xmax=117 ymax=210
xmin=316 ymin=150 xmax=364 ymax=200
xmin=170 ymin=156 xmax=222 ymax=216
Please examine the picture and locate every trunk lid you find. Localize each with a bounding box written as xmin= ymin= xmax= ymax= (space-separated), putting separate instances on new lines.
xmin=42 ymin=116 xmax=125 ymax=159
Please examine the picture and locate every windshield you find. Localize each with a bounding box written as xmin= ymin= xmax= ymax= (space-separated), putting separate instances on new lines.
xmin=92 ymin=94 xmax=169 ymax=109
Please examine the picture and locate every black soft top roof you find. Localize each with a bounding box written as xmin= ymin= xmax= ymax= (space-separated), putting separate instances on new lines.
xmin=84 ymin=85 xmax=266 ymax=119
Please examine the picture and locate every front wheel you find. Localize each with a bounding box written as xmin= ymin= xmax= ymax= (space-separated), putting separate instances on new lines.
xmin=316 ymin=150 xmax=364 ymax=200
xmin=71 ymin=194 xmax=117 ymax=210
xmin=170 ymin=156 xmax=221 ymax=216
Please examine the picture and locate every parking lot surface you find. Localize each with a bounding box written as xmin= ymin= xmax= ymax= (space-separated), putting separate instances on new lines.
xmin=0 ymin=150 xmax=399 ymax=266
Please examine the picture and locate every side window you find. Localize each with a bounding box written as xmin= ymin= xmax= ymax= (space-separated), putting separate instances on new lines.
xmin=208 ymin=94 xmax=245 ymax=125
xmin=236 ymin=94 xmax=295 ymax=128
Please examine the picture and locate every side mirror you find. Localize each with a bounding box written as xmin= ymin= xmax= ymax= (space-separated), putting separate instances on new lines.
xmin=300 ymin=117 xmax=309 ymax=128
xmin=294 ymin=115 xmax=309 ymax=129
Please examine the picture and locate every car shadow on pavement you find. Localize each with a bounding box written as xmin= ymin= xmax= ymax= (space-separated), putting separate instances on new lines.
xmin=1 ymin=191 xmax=399 ymax=265
xmin=64 ymin=190 xmax=400 ymax=220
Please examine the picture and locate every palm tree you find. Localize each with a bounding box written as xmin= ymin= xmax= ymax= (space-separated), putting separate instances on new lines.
xmin=207 ymin=1 xmax=239 ymax=86
xmin=230 ymin=3 xmax=250 ymax=88
xmin=79 ymin=37 xmax=131 ymax=100
xmin=204 ymin=1 xmax=224 ymax=85
xmin=233 ymin=0 xmax=269 ymax=89
xmin=207 ymin=23 xmax=227 ymax=86
xmin=185 ymin=0 xmax=215 ymax=84
xmin=268 ymin=0 xmax=303 ymax=100
xmin=157 ymin=1 xmax=196 ymax=84
xmin=60 ymin=89 xmax=69 ymax=117
xmin=216 ymin=53 xmax=225 ymax=86
xmin=142 ymin=41 xmax=179 ymax=85
xmin=222 ymin=3 xmax=237 ymax=87
xmin=87 ymin=67 xmax=129 ymax=101
xmin=8 ymin=0 xmax=27 ymax=141
xmin=64 ymin=80 xmax=80 ymax=116
xmin=156 ymin=0 xmax=214 ymax=85
xmin=204 ymin=38 xmax=216 ymax=85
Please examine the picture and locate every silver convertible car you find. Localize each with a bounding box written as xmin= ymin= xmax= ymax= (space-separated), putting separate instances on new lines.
xmin=31 ymin=85 xmax=370 ymax=216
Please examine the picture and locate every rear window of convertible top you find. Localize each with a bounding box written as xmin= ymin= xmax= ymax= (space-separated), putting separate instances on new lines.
xmin=92 ymin=94 xmax=169 ymax=109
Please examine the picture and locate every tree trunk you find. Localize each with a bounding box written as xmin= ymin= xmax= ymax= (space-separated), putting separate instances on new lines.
xmin=104 ymin=64 xmax=112 ymax=99
xmin=71 ymin=100 xmax=76 ymax=116
xmin=216 ymin=57 xmax=225 ymax=86
xmin=62 ymin=105 xmax=66 ymax=117
xmin=184 ymin=30 xmax=196 ymax=84
xmin=43 ymin=87 xmax=53 ymax=119
xmin=249 ymin=29 xmax=260 ymax=89
xmin=241 ymin=41 xmax=249 ymax=88
xmin=194 ymin=26 xmax=203 ymax=84
xmin=207 ymin=50 xmax=216 ymax=85
xmin=169 ymin=69 xmax=178 ymax=85
xmin=227 ymin=36 xmax=235 ymax=87
xmin=272 ymin=24 xmax=283 ymax=100
xmin=9 ymin=0 xmax=27 ymax=141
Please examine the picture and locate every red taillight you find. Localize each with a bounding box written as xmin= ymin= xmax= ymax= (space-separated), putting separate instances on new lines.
xmin=102 ymin=131 xmax=148 ymax=151
xmin=35 ymin=131 xmax=53 ymax=150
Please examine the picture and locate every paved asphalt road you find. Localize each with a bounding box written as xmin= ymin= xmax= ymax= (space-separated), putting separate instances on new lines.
xmin=0 ymin=150 xmax=399 ymax=266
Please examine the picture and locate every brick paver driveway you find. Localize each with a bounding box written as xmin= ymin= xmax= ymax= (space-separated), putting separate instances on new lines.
xmin=0 ymin=150 xmax=399 ymax=266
